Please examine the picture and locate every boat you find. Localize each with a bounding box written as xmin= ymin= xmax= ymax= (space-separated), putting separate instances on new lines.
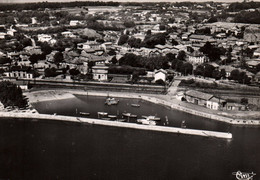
xmin=131 ymin=104 xmax=140 ymax=107
xmin=101 ymin=118 xmax=111 ymax=120
xmin=97 ymin=112 xmax=108 ymax=116
xmin=137 ymin=119 xmax=156 ymax=126
xmin=122 ymin=113 xmax=137 ymax=118
xmin=79 ymin=112 xmax=90 ymax=116
xmin=105 ymin=98 xmax=119 ymax=105
xmin=108 ymin=115 xmax=117 ymax=119
xmin=181 ymin=120 xmax=186 ymax=128
xmin=142 ymin=115 xmax=160 ymax=121
xmin=116 ymin=119 xmax=126 ymax=122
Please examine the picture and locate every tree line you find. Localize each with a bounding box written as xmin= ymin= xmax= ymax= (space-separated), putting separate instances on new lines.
xmin=0 ymin=1 xmax=120 ymax=11
xmin=228 ymin=1 xmax=260 ymax=12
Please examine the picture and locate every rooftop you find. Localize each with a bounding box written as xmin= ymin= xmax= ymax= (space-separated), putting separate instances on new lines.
xmin=185 ymin=90 xmax=213 ymax=100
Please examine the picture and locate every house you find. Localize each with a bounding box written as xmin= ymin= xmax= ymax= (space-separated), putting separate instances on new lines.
xmin=189 ymin=34 xmax=209 ymax=43
xmin=92 ymin=64 xmax=109 ymax=81
xmin=14 ymin=80 xmax=29 ymax=90
xmin=219 ymin=65 xmax=236 ymax=78
xmin=38 ymin=34 xmax=56 ymax=45
xmin=225 ymin=102 xmax=246 ymax=111
xmin=253 ymin=48 xmax=260 ymax=58
xmin=188 ymin=50 xmax=208 ymax=65
xmin=181 ymin=33 xmax=189 ymax=41
xmin=154 ymin=69 xmax=167 ymax=82
xmin=255 ymin=72 xmax=260 ymax=82
xmin=244 ymin=28 xmax=260 ymax=43
xmin=0 ymin=32 xmax=6 ymax=39
xmin=70 ymin=20 xmax=82 ymax=26
xmin=185 ymin=90 xmax=213 ymax=107
xmin=31 ymin=17 xmax=37 ymax=24
xmin=4 ymin=66 xmax=34 ymax=79
xmin=61 ymin=31 xmax=75 ymax=38
xmin=206 ymin=97 xmax=226 ymax=110
xmin=24 ymin=46 xmax=42 ymax=55
xmin=185 ymin=90 xmax=226 ymax=110
xmin=7 ymin=26 xmax=17 ymax=36
xmin=46 ymin=51 xmax=59 ymax=63
xmin=247 ymin=60 xmax=260 ymax=70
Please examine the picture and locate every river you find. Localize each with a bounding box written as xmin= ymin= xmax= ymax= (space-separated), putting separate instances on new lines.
xmin=0 ymin=95 xmax=259 ymax=180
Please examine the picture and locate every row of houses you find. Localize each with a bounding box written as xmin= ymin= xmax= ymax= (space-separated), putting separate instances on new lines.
xmin=182 ymin=90 xmax=246 ymax=111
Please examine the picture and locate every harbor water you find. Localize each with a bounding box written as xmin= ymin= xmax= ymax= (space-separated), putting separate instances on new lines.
xmin=0 ymin=95 xmax=259 ymax=179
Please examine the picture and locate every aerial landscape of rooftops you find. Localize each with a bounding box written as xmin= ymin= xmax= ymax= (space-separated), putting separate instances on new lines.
xmin=0 ymin=0 xmax=260 ymax=179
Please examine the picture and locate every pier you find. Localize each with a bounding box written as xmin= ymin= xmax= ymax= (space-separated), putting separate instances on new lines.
xmin=0 ymin=112 xmax=232 ymax=139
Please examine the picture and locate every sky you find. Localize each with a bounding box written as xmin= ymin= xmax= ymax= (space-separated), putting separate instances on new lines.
xmin=1 ymin=0 xmax=258 ymax=3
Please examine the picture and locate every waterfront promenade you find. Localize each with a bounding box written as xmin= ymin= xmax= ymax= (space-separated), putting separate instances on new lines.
xmin=0 ymin=112 xmax=232 ymax=139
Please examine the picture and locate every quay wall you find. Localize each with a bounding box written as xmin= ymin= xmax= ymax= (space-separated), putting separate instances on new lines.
xmin=0 ymin=112 xmax=232 ymax=139
xmin=71 ymin=91 xmax=260 ymax=126
xmin=15 ymin=78 xmax=166 ymax=94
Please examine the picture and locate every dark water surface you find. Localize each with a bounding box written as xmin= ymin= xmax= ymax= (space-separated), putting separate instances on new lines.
xmin=0 ymin=95 xmax=259 ymax=180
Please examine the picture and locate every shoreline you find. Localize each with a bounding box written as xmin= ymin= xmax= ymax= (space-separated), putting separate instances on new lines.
xmin=25 ymin=89 xmax=260 ymax=126
xmin=0 ymin=112 xmax=232 ymax=139
xmin=68 ymin=90 xmax=260 ymax=126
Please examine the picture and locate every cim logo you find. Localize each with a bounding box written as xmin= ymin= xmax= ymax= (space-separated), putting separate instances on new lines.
xmin=232 ymin=171 xmax=256 ymax=180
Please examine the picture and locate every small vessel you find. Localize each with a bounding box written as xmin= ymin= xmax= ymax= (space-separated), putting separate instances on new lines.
xmin=131 ymin=104 xmax=140 ymax=107
xmin=142 ymin=115 xmax=160 ymax=121
xmin=105 ymin=98 xmax=119 ymax=105
xmin=97 ymin=112 xmax=108 ymax=116
xmin=181 ymin=120 xmax=186 ymax=128
xmin=137 ymin=119 xmax=156 ymax=125
xmin=108 ymin=115 xmax=117 ymax=119
xmin=101 ymin=117 xmax=111 ymax=120
xmin=122 ymin=113 xmax=137 ymax=118
xmin=116 ymin=119 xmax=126 ymax=122
xmin=80 ymin=112 xmax=90 ymax=116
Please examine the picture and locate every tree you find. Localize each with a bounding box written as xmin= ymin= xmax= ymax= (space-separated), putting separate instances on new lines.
xmin=177 ymin=50 xmax=186 ymax=61
xmin=194 ymin=64 xmax=215 ymax=78
xmin=132 ymin=70 xmax=139 ymax=83
xmin=166 ymin=53 xmax=176 ymax=61
xmin=127 ymin=37 xmax=141 ymax=48
xmin=141 ymin=33 xmax=166 ymax=48
xmin=111 ymin=56 xmax=117 ymax=64
xmin=229 ymin=69 xmax=240 ymax=81
xmin=146 ymin=30 xmax=151 ymax=36
xmin=0 ymin=57 xmax=11 ymax=64
xmin=241 ymin=98 xmax=248 ymax=105
xmin=207 ymin=16 xmax=218 ymax=23
xmin=180 ymin=62 xmax=193 ymax=75
xmin=53 ymin=51 xmax=63 ymax=66
xmin=256 ymin=64 xmax=260 ymax=73
xmin=155 ymin=79 xmax=165 ymax=86
xmin=220 ymin=69 xmax=226 ymax=79
xmin=108 ymin=49 xmax=116 ymax=56
xmin=69 ymin=68 xmax=80 ymax=76
xmin=159 ymin=24 xmax=166 ymax=30
xmin=212 ymin=69 xmax=221 ymax=80
xmin=200 ymin=41 xmax=223 ymax=61
xmin=119 ymin=53 xmax=140 ymax=67
xmin=29 ymin=54 xmax=39 ymax=67
xmin=0 ymin=81 xmax=28 ymax=108
xmin=124 ymin=21 xmax=135 ymax=28
xmin=40 ymin=42 xmax=52 ymax=55
xmin=171 ymin=39 xmax=178 ymax=46
xmin=175 ymin=60 xmax=184 ymax=72
xmin=118 ymin=35 xmax=129 ymax=45
xmin=44 ymin=67 xmax=57 ymax=77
